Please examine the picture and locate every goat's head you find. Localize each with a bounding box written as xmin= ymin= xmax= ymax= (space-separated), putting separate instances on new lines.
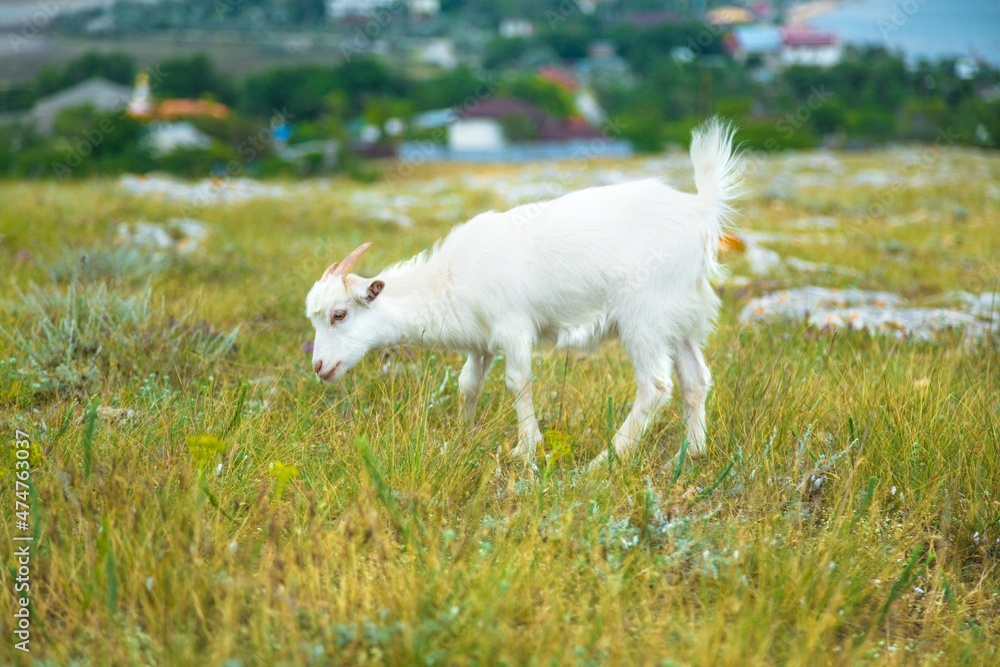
xmin=305 ymin=242 xmax=385 ymax=382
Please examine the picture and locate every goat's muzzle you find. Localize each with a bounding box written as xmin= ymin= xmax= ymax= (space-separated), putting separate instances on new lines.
xmin=314 ymin=360 xmax=341 ymax=382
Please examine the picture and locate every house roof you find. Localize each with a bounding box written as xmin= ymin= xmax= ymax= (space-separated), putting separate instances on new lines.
xmin=30 ymin=77 xmax=132 ymax=132
xmin=621 ymin=10 xmax=684 ymax=27
xmin=707 ymin=6 xmax=754 ymax=26
xmin=456 ymin=98 xmax=549 ymax=124
xmin=412 ymin=108 xmax=457 ymax=129
xmin=537 ymin=116 xmax=603 ymax=141
xmin=782 ymin=27 xmax=839 ymax=48
xmin=455 ymin=97 xmax=604 ymax=142
xmin=151 ymin=99 xmax=230 ymax=121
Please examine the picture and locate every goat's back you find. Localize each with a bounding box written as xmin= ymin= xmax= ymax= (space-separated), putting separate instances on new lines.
xmin=438 ymin=178 xmax=720 ymax=346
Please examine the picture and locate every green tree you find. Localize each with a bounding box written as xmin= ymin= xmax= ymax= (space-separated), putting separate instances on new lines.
xmin=156 ymin=54 xmax=237 ymax=104
xmin=35 ymin=52 xmax=136 ymax=96
xmin=284 ymin=0 xmax=326 ymax=23
xmin=411 ymin=67 xmax=483 ymax=111
xmin=499 ymin=74 xmax=575 ymax=119
xmin=498 ymin=113 xmax=537 ymax=141
xmin=239 ymin=66 xmax=339 ymax=120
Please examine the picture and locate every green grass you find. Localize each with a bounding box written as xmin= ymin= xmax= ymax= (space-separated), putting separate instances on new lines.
xmin=1 ymin=149 xmax=998 ymax=665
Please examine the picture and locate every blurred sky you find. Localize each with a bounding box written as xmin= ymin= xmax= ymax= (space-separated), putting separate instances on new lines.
xmin=813 ymin=0 xmax=1000 ymax=67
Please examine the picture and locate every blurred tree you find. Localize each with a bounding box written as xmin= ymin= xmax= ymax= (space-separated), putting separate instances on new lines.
xmin=47 ymin=106 xmax=151 ymax=176
xmin=498 ymin=113 xmax=537 ymax=141
xmin=363 ymin=97 xmax=414 ymax=137
xmin=331 ymin=58 xmax=407 ymax=115
xmin=239 ymin=66 xmax=338 ymax=120
xmin=35 ymin=52 xmax=136 ymax=96
xmin=808 ymin=99 xmax=847 ymax=136
xmin=979 ymin=100 xmax=1000 ymax=147
xmin=499 ymin=74 xmax=575 ymax=118
xmin=51 ymin=106 xmax=145 ymax=160
xmin=239 ymin=58 xmax=405 ymax=121
xmin=411 ymin=67 xmax=483 ymax=110
xmin=845 ymin=107 xmax=897 ymax=143
xmin=156 ymin=54 xmax=237 ymax=104
xmin=540 ymin=24 xmax=594 ymax=60
xmin=284 ymin=0 xmax=326 ymax=23
xmin=612 ymin=23 xmax=723 ymax=77
xmin=616 ymin=110 xmax=666 ymax=152
xmin=484 ymin=37 xmax=530 ymax=70
xmin=0 ymin=86 xmax=36 ymax=113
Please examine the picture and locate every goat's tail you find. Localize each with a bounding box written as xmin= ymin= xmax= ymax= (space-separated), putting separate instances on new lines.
xmin=689 ymin=117 xmax=742 ymax=280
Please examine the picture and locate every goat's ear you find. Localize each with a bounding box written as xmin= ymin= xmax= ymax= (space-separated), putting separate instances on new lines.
xmin=358 ymin=279 xmax=384 ymax=304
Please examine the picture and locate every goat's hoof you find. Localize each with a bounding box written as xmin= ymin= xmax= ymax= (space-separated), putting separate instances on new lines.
xmin=585 ymin=451 xmax=607 ymax=473
xmin=686 ymin=443 xmax=705 ymax=458
xmin=511 ymin=441 xmax=537 ymax=463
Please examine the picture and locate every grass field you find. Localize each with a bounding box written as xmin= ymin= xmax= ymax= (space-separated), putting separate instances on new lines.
xmin=1 ymin=147 xmax=998 ymax=665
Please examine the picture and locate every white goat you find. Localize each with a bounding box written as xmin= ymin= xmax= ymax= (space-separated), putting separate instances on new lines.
xmin=306 ymin=118 xmax=740 ymax=466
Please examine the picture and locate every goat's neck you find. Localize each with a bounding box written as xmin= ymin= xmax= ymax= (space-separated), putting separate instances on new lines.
xmin=374 ymin=254 xmax=455 ymax=348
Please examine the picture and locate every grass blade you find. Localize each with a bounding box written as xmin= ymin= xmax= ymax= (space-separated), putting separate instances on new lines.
xmin=851 ymin=475 xmax=878 ymax=528
xmin=82 ymin=398 xmax=99 ymax=480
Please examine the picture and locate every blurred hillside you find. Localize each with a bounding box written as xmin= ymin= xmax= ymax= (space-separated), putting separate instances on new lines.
xmin=1 ymin=1 xmax=998 ymax=179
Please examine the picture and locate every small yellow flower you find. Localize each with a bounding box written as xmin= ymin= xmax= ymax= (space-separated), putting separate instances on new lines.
xmin=542 ymin=430 xmax=574 ymax=463
xmin=270 ymin=460 xmax=300 ymax=485
xmin=270 ymin=460 xmax=300 ymax=498
xmin=186 ymin=434 xmax=226 ymax=469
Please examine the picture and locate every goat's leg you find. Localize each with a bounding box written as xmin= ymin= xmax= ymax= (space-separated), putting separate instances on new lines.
xmin=504 ymin=346 xmax=542 ymax=462
xmin=675 ymin=338 xmax=711 ymax=457
xmin=458 ymin=352 xmax=494 ymax=424
xmin=589 ymin=350 xmax=674 ymax=470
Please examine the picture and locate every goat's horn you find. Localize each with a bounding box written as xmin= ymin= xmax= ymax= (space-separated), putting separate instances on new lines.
xmin=322 ymin=262 xmax=340 ymax=279
xmin=325 ymin=242 xmax=372 ymax=280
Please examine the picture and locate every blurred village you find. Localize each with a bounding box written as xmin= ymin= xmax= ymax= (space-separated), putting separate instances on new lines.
xmin=0 ymin=0 xmax=997 ymax=179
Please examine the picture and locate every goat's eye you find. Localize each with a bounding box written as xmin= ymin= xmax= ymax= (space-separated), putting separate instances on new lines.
xmin=332 ymin=309 xmax=347 ymax=323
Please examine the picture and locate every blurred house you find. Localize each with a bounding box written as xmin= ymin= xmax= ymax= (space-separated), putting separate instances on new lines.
xmin=401 ymin=97 xmax=631 ymax=162
xmin=448 ymin=114 xmax=505 ymax=152
xmin=445 ymin=99 xmax=557 ymax=152
xmin=409 ymin=0 xmax=440 ymax=16
xmin=326 ymin=0 xmax=438 ymax=18
xmin=20 ymin=78 xmax=131 ymax=133
xmin=574 ymin=41 xmax=633 ymax=88
xmin=781 ymin=27 xmax=842 ymax=67
xmin=412 ymin=107 xmax=457 ymax=130
xmin=707 ymin=6 xmax=754 ymax=26
xmin=725 ymin=25 xmax=783 ymax=67
xmin=499 ymin=18 xmax=534 ymax=39
xmin=620 ymin=10 xmax=683 ymax=27
xmin=127 ymin=73 xmax=231 ymax=122
xmin=750 ymin=1 xmax=776 ymax=22
xmin=453 ymin=98 xmax=595 ymax=151
xmin=152 ymin=99 xmax=230 ymax=121
xmin=416 ymin=38 xmax=457 ymax=69
xmin=120 ymin=72 xmax=233 ymax=157
xmin=144 ymin=122 xmax=212 ymax=156
xmin=278 ymin=139 xmax=341 ymax=170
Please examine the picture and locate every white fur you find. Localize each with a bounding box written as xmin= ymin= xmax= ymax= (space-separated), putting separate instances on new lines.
xmin=306 ymin=118 xmax=741 ymax=466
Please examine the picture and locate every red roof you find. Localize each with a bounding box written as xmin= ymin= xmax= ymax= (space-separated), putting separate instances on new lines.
xmin=782 ymin=28 xmax=839 ymax=47
xmin=154 ymin=99 xmax=230 ymax=120
xmin=456 ymin=97 xmax=603 ymax=141
xmin=457 ymin=98 xmax=549 ymax=124
xmin=622 ymin=10 xmax=684 ymax=27
xmin=537 ymin=116 xmax=603 ymax=141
